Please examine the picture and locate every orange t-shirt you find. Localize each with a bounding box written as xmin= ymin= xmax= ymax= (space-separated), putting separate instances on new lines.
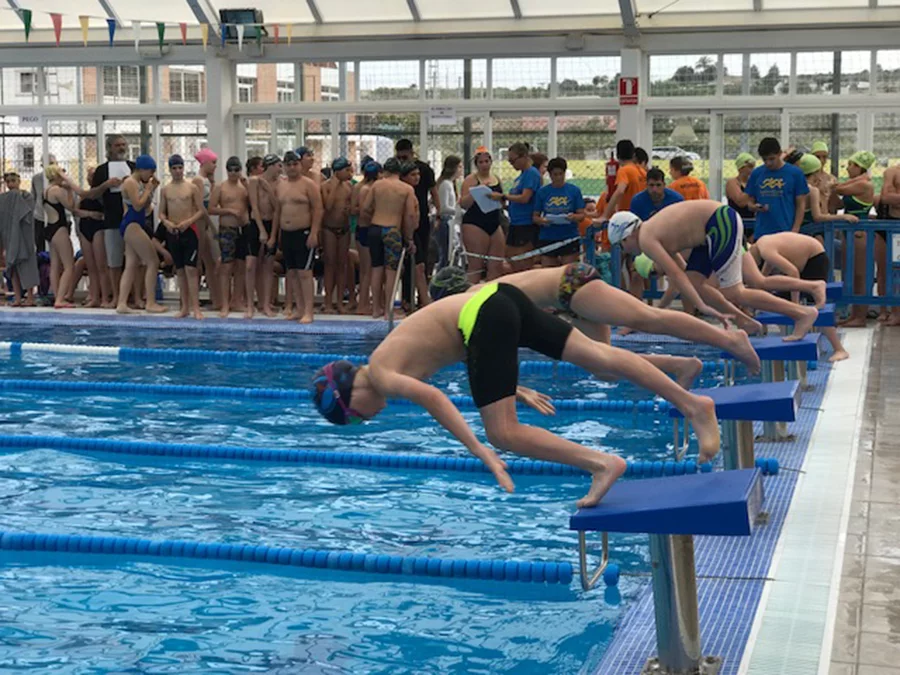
xmin=669 ymin=176 xmax=710 ymax=201
xmin=615 ymin=164 xmax=647 ymax=211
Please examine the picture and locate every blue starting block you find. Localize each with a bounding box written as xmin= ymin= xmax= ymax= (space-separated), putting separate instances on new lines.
xmin=756 ymin=303 xmax=836 ymax=328
xmin=826 ymin=282 xmax=842 ymax=301
xmin=670 ymin=381 xmax=799 ymax=470
xmin=720 ymin=334 xmax=820 ymax=393
xmin=570 ymin=469 xmax=764 ymax=673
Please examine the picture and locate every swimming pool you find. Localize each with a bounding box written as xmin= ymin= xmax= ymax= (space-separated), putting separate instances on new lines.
xmin=0 ymin=322 xmax=745 ymax=674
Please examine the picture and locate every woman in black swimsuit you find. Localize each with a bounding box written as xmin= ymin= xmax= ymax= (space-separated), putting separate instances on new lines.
xmin=44 ymin=165 xmax=95 ymax=309
xmin=458 ymin=147 xmax=504 ymax=282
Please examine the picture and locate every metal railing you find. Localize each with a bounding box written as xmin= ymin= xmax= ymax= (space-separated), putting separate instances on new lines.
xmin=824 ymin=220 xmax=900 ymax=306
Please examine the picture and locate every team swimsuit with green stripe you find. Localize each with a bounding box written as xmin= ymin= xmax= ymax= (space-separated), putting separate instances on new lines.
xmin=684 ymin=204 xmax=744 ymax=288
xmin=458 ymin=283 xmax=573 ymax=408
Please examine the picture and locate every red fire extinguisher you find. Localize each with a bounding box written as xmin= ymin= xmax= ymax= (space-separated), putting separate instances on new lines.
xmin=605 ymin=152 xmax=619 ymax=200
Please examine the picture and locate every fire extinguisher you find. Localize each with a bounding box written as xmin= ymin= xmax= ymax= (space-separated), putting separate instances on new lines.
xmin=605 ymin=152 xmax=619 ymax=200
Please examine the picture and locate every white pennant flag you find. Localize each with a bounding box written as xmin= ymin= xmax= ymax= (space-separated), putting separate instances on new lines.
xmin=133 ymin=21 xmax=141 ymax=52
xmin=236 ymin=24 xmax=244 ymax=51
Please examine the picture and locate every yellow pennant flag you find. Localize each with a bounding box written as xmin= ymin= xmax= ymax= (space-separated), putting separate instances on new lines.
xmin=286 ymin=23 xmax=293 ymax=45
xmin=200 ymin=23 xmax=209 ymax=51
xmin=79 ymin=16 xmax=90 ymax=46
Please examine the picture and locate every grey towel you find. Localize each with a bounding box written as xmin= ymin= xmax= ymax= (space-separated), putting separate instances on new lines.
xmin=0 ymin=190 xmax=39 ymax=290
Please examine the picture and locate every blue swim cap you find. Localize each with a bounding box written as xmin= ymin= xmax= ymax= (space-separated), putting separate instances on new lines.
xmin=296 ymin=146 xmax=312 ymax=158
xmin=364 ymin=161 xmax=382 ymax=177
xmin=311 ymin=360 xmax=362 ymax=425
xmin=135 ymin=155 xmax=156 ymax=171
xmin=168 ymin=154 xmax=184 ymax=168
xmin=331 ymin=157 xmax=351 ymax=172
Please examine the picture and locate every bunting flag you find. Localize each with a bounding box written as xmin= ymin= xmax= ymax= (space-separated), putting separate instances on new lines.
xmin=156 ymin=22 xmax=165 ymax=52
xmin=50 ymin=13 xmax=62 ymax=46
xmin=273 ymin=24 xmax=279 ymax=45
xmin=236 ymin=24 xmax=244 ymax=51
xmin=179 ymin=22 xmax=187 ymax=45
xmin=200 ymin=23 xmax=209 ymax=51
xmin=22 ymin=9 xmax=32 ymax=42
xmin=107 ymin=18 xmax=116 ymax=46
xmin=133 ymin=20 xmax=141 ymax=52
xmin=255 ymin=25 xmax=262 ymax=49
xmin=286 ymin=23 xmax=292 ymax=45
xmin=79 ymin=16 xmax=89 ymax=46
xmin=220 ymin=23 xmax=226 ymax=48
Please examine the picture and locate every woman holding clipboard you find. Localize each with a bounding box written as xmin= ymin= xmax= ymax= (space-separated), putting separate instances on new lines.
xmin=458 ymin=147 xmax=504 ymax=282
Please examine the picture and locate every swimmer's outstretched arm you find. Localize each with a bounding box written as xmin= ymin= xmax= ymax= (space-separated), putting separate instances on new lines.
xmin=381 ymin=372 xmax=514 ymax=492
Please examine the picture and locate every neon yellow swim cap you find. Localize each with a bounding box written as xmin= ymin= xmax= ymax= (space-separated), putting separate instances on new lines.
xmin=634 ymin=253 xmax=655 ymax=279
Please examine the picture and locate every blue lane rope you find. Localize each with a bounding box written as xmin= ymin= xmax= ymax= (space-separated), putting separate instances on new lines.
xmin=0 ymin=530 xmax=573 ymax=585
xmin=1 ymin=341 xmax=728 ymax=375
xmin=0 ymin=378 xmax=668 ymax=413
xmin=0 ymin=434 xmax=711 ymax=477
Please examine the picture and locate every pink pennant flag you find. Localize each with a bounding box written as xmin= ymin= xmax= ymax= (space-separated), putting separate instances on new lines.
xmin=180 ymin=22 xmax=187 ymax=45
xmin=50 ymin=13 xmax=63 ymax=46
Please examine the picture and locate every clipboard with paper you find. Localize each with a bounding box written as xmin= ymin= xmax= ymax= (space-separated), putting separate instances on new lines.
xmin=469 ymin=185 xmax=501 ymax=213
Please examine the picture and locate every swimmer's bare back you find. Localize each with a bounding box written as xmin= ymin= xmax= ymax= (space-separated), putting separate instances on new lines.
xmin=368 ymin=178 xmax=415 ymax=229
xmin=641 ymin=199 xmax=725 ymax=254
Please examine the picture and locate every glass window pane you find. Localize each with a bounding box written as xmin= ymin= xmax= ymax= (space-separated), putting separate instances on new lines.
xmin=557 ymin=115 xmax=618 ymax=198
xmin=341 ymin=113 xmax=420 ymax=166
xmin=747 ymin=53 xmax=790 ymax=96
xmin=492 ymin=58 xmax=550 ymax=99
xmin=649 ymin=54 xmax=717 ymax=97
xmin=159 ymin=119 xmax=208 ymax=181
xmin=103 ymin=119 xmax=154 ymax=159
xmin=841 ymin=51 xmax=871 ymax=95
xmin=235 ymin=64 xmax=300 ymax=103
xmin=876 ymin=50 xmax=900 ymax=94
xmin=651 ymin=114 xmax=711 ymax=184
xmin=557 ymin=57 xmax=621 ymax=98
xmin=1 ymin=68 xmax=40 ymax=105
xmin=426 ymin=116 xmax=485 ymax=168
xmin=789 ymin=113 xmax=858 ymax=179
xmin=873 ymin=113 xmax=900 ymax=198
xmin=423 ymin=60 xmax=487 ymax=100
xmin=300 ymin=63 xmax=340 ymax=102
xmin=416 ymin=0 xmax=512 ymax=19
xmin=48 ymin=120 xmax=99 ymax=189
xmin=161 ymin=65 xmax=206 ymax=104
xmin=795 ymin=52 xmax=835 ymax=95
xmin=358 ymin=61 xmax=420 ymax=101
xmin=244 ymin=118 xmax=272 ymax=159
xmin=100 ymin=66 xmax=150 ymax=104
xmin=42 ymin=67 xmax=96 ymax=105
xmin=721 ymin=113 xmax=781 ymax=194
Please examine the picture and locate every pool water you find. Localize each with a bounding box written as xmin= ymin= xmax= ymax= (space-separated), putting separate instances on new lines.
xmin=0 ymin=324 xmax=741 ymax=674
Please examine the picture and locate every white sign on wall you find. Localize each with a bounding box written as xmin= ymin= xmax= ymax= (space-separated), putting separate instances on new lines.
xmin=17 ymin=115 xmax=41 ymax=129
xmin=428 ymin=106 xmax=457 ymax=127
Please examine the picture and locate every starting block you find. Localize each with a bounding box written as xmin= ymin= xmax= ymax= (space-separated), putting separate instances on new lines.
xmin=570 ymin=469 xmax=764 ymax=674
xmin=755 ymin=303 xmax=836 ymax=328
xmin=720 ymin=334 xmax=820 ymax=392
xmin=670 ymin=381 xmax=800 ymax=470
xmin=826 ymin=282 xmax=842 ymax=302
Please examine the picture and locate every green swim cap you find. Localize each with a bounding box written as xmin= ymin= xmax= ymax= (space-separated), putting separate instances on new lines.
xmin=797 ymin=154 xmax=822 ymax=176
xmin=429 ymin=266 xmax=471 ymax=300
xmin=634 ymin=253 xmax=655 ymax=279
xmin=735 ymin=152 xmax=755 ymax=169
xmin=811 ymin=141 xmax=828 ymax=154
xmin=848 ymin=150 xmax=876 ymax=171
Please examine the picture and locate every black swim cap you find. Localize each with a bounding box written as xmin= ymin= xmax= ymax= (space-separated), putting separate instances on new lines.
xmin=283 ymin=151 xmax=300 ymax=164
xmin=400 ymin=161 xmax=418 ymax=177
xmin=226 ymin=156 xmax=242 ymax=172
xmin=383 ymin=157 xmax=402 ymax=174
xmin=263 ymin=153 xmax=281 ymax=168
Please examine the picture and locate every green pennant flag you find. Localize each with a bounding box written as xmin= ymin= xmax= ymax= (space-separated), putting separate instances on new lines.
xmin=156 ymin=22 xmax=165 ymax=52
xmin=22 ymin=9 xmax=32 ymax=42
xmin=256 ymin=27 xmax=262 ymax=49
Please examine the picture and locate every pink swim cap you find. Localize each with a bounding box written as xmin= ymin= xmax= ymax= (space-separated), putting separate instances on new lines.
xmin=194 ymin=148 xmax=218 ymax=165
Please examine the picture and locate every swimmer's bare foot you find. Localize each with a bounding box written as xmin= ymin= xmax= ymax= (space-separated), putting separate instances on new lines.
xmin=829 ymin=349 xmax=850 ymax=362
xmin=54 ymin=301 xmax=75 ymax=309
xmin=336 ymin=303 xmax=347 ymax=315
xmin=174 ymin=308 xmax=189 ymax=319
xmin=115 ymin=304 xmax=135 ymax=314
xmin=736 ymin=314 xmax=764 ymax=335
xmin=877 ymin=310 xmax=889 ymax=322
xmin=192 ymin=308 xmax=205 ymax=320
xmin=322 ymin=305 xmax=335 ymax=315
xmin=617 ymin=325 xmax=635 ymax=337
xmin=262 ymin=307 xmax=276 ymax=318
xmin=299 ymin=313 xmax=314 ymax=324
xmin=785 ymin=306 xmax=818 ymax=341
xmin=576 ymin=455 xmax=628 ymax=508
xmin=243 ymin=307 xmax=254 ymax=320
xmin=728 ymin=329 xmax=761 ymax=375
xmin=85 ymin=298 xmax=102 ymax=309
xmin=811 ymin=280 xmax=827 ymax=308
xmin=839 ymin=314 xmax=867 ymax=328
xmin=218 ymin=308 xmax=230 ymax=319
xmin=885 ymin=314 xmax=900 ymax=326
xmin=146 ymin=303 xmax=168 ymax=314
xmin=684 ymin=395 xmax=720 ymax=462
xmin=101 ymin=300 xmax=115 ymax=309
xmin=673 ymin=357 xmax=704 ymax=389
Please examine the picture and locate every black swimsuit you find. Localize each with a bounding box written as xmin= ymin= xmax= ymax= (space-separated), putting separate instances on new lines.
xmin=462 ymin=180 xmax=503 ymax=236
xmin=43 ymin=198 xmax=70 ymax=243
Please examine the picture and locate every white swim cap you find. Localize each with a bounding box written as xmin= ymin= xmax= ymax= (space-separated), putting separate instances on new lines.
xmin=607 ymin=211 xmax=642 ymax=246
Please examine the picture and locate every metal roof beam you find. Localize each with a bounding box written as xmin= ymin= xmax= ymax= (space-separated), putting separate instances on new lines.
xmin=97 ymin=0 xmax=123 ymax=25
xmin=753 ymin=0 xmax=762 ymax=11
xmin=406 ymin=0 xmax=421 ymax=21
xmin=185 ymin=0 xmax=218 ymax=26
xmin=5 ymin=0 xmax=24 ymax=25
xmin=306 ymin=0 xmax=323 ymax=24
xmin=619 ymin=0 xmax=640 ymax=35
xmin=509 ymin=0 xmax=522 ymax=19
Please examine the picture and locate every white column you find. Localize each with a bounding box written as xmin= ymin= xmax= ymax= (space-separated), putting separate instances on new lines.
xmin=205 ymin=53 xmax=236 ymax=163
xmin=617 ymin=47 xmax=644 ymax=147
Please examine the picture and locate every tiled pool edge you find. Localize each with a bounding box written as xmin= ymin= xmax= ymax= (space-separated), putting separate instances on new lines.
xmin=741 ymin=328 xmax=873 ymax=675
xmin=590 ymin=330 xmax=871 ymax=675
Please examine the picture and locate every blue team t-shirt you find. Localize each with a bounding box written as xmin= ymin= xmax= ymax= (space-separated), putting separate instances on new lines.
xmin=533 ymin=182 xmax=585 ymax=241
xmin=629 ymin=188 xmax=684 ymax=221
xmin=508 ymin=166 xmax=542 ymax=226
xmin=746 ymin=163 xmax=809 ymax=238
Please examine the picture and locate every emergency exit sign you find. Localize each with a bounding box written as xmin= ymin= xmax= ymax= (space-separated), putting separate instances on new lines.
xmin=619 ymin=77 xmax=639 ymax=105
